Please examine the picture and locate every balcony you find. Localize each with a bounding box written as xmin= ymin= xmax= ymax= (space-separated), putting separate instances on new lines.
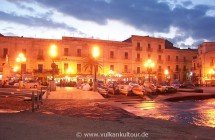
xmin=157 ymin=49 xmax=163 ymax=53
xmin=136 ymin=47 xmax=142 ymax=51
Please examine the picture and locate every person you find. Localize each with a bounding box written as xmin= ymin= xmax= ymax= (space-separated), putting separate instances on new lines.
xmin=60 ymin=79 xmax=62 ymax=87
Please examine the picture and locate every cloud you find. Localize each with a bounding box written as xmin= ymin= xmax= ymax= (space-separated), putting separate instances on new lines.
xmin=32 ymin=0 xmax=214 ymax=42
xmin=0 ymin=10 xmax=78 ymax=32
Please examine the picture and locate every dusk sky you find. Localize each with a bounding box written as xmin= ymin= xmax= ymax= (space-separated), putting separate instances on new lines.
xmin=0 ymin=0 xmax=214 ymax=48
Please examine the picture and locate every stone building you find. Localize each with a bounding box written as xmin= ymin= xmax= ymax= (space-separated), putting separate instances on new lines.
xmin=0 ymin=34 xmax=197 ymax=83
xmin=192 ymin=42 xmax=215 ymax=85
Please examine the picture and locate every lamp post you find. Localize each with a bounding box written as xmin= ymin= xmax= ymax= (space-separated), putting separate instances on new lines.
xmin=16 ymin=53 xmax=26 ymax=81
xmin=92 ymin=46 xmax=100 ymax=92
xmin=49 ymin=44 xmax=58 ymax=81
xmin=144 ymin=59 xmax=155 ymax=82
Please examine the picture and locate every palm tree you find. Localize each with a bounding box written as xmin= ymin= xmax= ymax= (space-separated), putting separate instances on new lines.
xmin=83 ymin=56 xmax=102 ymax=91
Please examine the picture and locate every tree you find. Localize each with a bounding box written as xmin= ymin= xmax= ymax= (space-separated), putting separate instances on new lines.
xmin=83 ymin=56 xmax=102 ymax=91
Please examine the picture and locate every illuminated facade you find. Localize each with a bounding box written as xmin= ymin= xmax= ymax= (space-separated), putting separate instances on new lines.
xmin=192 ymin=42 xmax=215 ymax=85
xmin=0 ymin=35 xmax=197 ymax=82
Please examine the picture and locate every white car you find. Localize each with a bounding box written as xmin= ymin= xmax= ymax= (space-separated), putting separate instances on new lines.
xmin=23 ymin=81 xmax=40 ymax=89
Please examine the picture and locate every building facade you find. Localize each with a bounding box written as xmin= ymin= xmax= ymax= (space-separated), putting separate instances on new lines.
xmin=192 ymin=42 xmax=215 ymax=85
xmin=0 ymin=34 xmax=197 ymax=83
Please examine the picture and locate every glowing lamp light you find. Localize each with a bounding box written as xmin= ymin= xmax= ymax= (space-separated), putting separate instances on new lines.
xmin=144 ymin=59 xmax=155 ymax=68
xmin=66 ymin=67 xmax=74 ymax=74
xmin=49 ymin=44 xmax=58 ymax=58
xmin=164 ymin=69 xmax=169 ymax=75
xmin=209 ymin=69 xmax=215 ymax=75
xmin=109 ymin=70 xmax=114 ymax=75
xmin=92 ymin=46 xmax=100 ymax=58
xmin=16 ymin=53 xmax=26 ymax=63
xmin=13 ymin=66 xmax=19 ymax=72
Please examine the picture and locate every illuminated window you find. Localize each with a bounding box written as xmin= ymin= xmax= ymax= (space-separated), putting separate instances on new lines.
xmin=38 ymin=64 xmax=43 ymax=73
xmin=77 ymin=64 xmax=81 ymax=73
xmin=64 ymin=63 xmax=68 ymax=72
xmin=124 ymin=65 xmax=128 ymax=73
xmin=137 ymin=67 xmax=140 ymax=74
xmin=110 ymin=65 xmax=114 ymax=71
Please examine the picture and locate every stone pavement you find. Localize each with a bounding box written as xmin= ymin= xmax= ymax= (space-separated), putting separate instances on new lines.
xmin=46 ymin=87 xmax=104 ymax=100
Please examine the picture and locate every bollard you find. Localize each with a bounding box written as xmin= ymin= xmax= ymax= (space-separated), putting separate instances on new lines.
xmin=32 ymin=91 xmax=35 ymax=112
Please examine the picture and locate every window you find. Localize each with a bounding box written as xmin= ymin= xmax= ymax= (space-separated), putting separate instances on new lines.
xmin=148 ymin=54 xmax=151 ymax=58
xmin=158 ymin=55 xmax=162 ymax=60
xmin=110 ymin=51 xmax=114 ymax=58
xmin=3 ymin=48 xmax=8 ymax=58
xmin=137 ymin=53 xmax=140 ymax=59
xmin=183 ymin=65 xmax=186 ymax=71
xmin=176 ymin=65 xmax=179 ymax=71
xmin=167 ymin=55 xmax=170 ymax=61
xmin=64 ymin=63 xmax=68 ymax=72
xmin=77 ymin=64 xmax=81 ymax=73
xmin=136 ymin=42 xmax=141 ymax=50
xmin=124 ymin=52 xmax=128 ymax=59
xmin=137 ymin=67 xmax=140 ymax=74
xmin=124 ymin=65 xmax=128 ymax=73
xmin=176 ymin=56 xmax=179 ymax=61
xmin=110 ymin=65 xmax=114 ymax=71
xmin=194 ymin=63 xmax=196 ymax=70
xmin=77 ymin=49 xmax=81 ymax=57
xmin=21 ymin=64 xmax=26 ymax=73
xmin=168 ymin=66 xmax=170 ymax=70
xmin=148 ymin=44 xmax=151 ymax=48
xmin=38 ymin=49 xmax=44 ymax=60
xmin=22 ymin=49 xmax=26 ymax=55
xmin=183 ymin=57 xmax=186 ymax=61
xmin=137 ymin=42 xmax=140 ymax=48
xmin=158 ymin=45 xmax=161 ymax=50
xmin=64 ymin=48 xmax=69 ymax=56
xmin=158 ymin=66 xmax=162 ymax=72
xmin=38 ymin=64 xmax=43 ymax=73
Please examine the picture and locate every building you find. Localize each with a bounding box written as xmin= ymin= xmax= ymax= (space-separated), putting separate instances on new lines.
xmin=0 ymin=34 xmax=197 ymax=83
xmin=192 ymin=42 xmax=215 ymax=85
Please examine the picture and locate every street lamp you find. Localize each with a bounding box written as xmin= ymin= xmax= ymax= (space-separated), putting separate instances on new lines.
xmin=91 ymin=46 xmax=100 ymax=91
xmin=49 ymin=44 xmax=58 ymax=80
xmin=209 ymin=69 xmax=215 ymax=80
xmin=144 ymin=59 xmax=155 ymax=82
xmin=164 ymin=69 xmax=169 ymax=82
xmin=16 ymin=53 xmax=26 ymax=80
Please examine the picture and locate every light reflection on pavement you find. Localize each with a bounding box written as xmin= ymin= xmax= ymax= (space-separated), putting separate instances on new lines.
xmin=110 ymin=98 xmax=215 ymax=128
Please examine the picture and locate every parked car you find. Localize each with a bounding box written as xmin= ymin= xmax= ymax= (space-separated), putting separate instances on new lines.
xmin=131 ymin=85 xmax=147 ymax=98
xmin=23 ymin=80 xmax=40 ymax=89
xmin=143 ymin=82 xmax=157 ymax=94
xmin=118 ymin=84 xmax=133 ymax=96
xmin=178 ymin=82 xmax=203 ymax=93
xmin=171 ymin=80 xmax=181 ymax=89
